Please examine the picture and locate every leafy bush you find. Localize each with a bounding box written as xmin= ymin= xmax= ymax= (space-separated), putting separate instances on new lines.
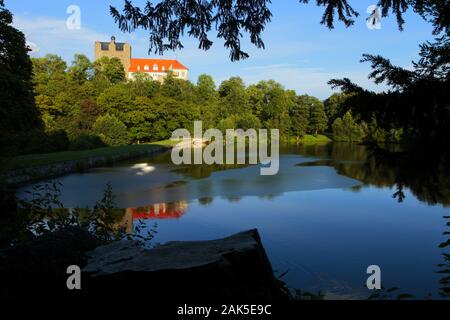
xmin=92 ymin=114 xmax=129 ymax=146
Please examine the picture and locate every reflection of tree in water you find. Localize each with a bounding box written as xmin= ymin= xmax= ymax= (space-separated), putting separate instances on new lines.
xmin=198 ymin=197 xmax=214 ymax=206
xmin=0 ymin=182 xmax=156 ymax=249
xmin=146 ymin=148 xmax=249 ymax=180
xmin=172 ymin=162 xmax=248 ymax=179
xmin=295 ymin=143 xmax=450 ymax=207
xmin=296 ymin=142 xmax=450 ymax=298
xmin=438 ymin=215 xmax=450 ymax=298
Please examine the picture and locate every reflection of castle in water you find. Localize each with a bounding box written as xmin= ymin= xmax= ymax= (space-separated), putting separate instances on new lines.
xmin=118 ymin=201 xmax=189 ymax=233
xmin=130 ymin=201 xmax=189 ymax=219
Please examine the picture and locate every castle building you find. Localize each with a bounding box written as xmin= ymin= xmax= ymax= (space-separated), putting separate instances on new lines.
xmin=94 ymin=36 xmax=188 ymax=81
xmin=94 ymin=36 xmax=132 ymax=74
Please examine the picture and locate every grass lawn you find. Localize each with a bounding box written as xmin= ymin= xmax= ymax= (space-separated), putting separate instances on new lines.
xmin=299 ymin=134 xmax=332 ymax=144
xmin=285 ymin=134 xmax=332 ymax=144
xmin=0 ymin=140 xmax=177 ymax=172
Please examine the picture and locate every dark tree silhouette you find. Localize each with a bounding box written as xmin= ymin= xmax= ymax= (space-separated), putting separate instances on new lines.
xmin=110 ymin=0 xmax=449 ymax=142
xmin=0 ymin=0 xmax=43 ymax=154
xmin=110 ymin=1 xmax=448 ymax=60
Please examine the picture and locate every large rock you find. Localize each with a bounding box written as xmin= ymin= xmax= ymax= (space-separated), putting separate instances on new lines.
xmin=83 ymin=229 xmax=290 ymax=301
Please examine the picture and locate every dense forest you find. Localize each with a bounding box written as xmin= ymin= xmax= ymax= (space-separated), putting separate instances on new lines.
xmin=2 ymin=47 xmax=403 ymax=156
xmin=1 ymin=0 xmax=448 ymax=157
xmin=30 ymin=53 xmax=330 ymax=149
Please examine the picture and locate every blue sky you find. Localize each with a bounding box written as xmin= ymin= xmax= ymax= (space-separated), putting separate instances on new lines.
xmin=9 ymin=0 xmax=434 ymax=99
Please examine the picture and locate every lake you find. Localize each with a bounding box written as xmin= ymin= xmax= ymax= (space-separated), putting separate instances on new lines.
xmin=16 ymin=143 xmax=450 ymax=299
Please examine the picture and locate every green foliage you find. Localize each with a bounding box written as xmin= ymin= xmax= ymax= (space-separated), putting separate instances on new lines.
xmin=332 ymin=111 xmax=368 ymax=142
xmin=73 ymin=99 xmax=101 ymax=132
xmin=0 ymin=2 xmax=43 ymax=155
xmin=92 ymin=114 xmax=129 ymax=146
xmin=196 ymin=74 xmax=218 ymax=129
xmin=323 ymin=92 xmax=354 ymax=126
xmin=15 ymin=181 xmax=157 ymax=246
xmin=218 ymin=77 xmax=250 ymax=117
xmin=366 ymin=115 xmax=404 ymax=143
xmin=110 ymin=0 xmax=426 ymax=61
xmin=290 ymin=97 xmax=310 ymax=139
xmin=69 ymin=134 xmax=106 ymax=151
xmin=68 ymin=54 xmax=93 ymax=84
xmin=93 ymin=56 xmax=126 ymax=84
xmin=24 ymin=49 xmax=337 ymax=154
xmin=308 ymin=99 xmax=328 ymax=135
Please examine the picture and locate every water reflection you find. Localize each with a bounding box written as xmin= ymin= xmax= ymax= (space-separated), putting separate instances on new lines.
xmin=292 ymin=143 xmax=450 ymax=207
xmin=118 ymin=201 xmax=189 ymax=233
xmin=11 ymin=142 xmax=450 ymax=299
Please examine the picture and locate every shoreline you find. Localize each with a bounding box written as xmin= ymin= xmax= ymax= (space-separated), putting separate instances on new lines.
xmin=1 ymin=142 xmax=173 ymax=187
xmin=1 ymin=136 xmax=333 ymax=187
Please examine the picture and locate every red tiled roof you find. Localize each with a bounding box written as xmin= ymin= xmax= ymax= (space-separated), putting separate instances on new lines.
xmin=128 ymin=58 xmax=188 ymax=73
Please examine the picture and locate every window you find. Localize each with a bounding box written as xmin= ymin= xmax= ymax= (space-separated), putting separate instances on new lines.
xmin=144 ymin=65 xmax=149 ymax=71
xmin=153 ymin=64 xmax=158 ymax=71
xmin=115 ymin=43 xmax=124 ymax=51
xmin=137 ymin=65 xmax=140 ymax=71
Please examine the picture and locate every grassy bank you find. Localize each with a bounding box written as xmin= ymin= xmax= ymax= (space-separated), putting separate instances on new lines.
xmin=0 ymin=140 xmax=176 ymax=172
xmin=0 ymin=135 xmax=331 ymax=173
xmin=286 ymin=134 xmax=332 ymax=144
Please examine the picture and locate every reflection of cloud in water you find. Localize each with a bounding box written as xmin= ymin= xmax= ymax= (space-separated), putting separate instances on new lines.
xmin=120 ymin=156 xmax=361 ymax=207
xmin=17 ymin=153 xmax=361 ymax=208
xmin=131 ymin=163 xmax=156 ymax=175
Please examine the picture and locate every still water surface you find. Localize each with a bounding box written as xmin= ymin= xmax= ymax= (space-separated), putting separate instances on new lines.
xmin=18 ymin=143 xmax=450 ymax=299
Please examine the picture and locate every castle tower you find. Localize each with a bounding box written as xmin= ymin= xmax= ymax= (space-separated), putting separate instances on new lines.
xmin=94 ymin=36 xmax=131 ymax=75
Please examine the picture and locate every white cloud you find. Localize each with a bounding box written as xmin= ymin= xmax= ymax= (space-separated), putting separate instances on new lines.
xmin=13 ymin=16 xmax=110 ymax=62
xmin=11 ymin=15 xmax=388 ymax=99
xmin=26 ymin=41 xmax=40 ymax=54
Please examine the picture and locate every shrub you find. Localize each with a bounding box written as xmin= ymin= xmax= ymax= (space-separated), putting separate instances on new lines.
xmin=92 ymin=114 xmax=129 ymax=146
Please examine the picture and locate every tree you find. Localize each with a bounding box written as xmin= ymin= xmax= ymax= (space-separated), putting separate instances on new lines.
xmin=126 ymin=96 xmax=155 ymax=143
xmin=97 ymin=84 xmax=133 ymax=119
xmin=92 ymin=114 xmax=128 ymax=146
xmin=196 ymin=74 xmax=217 ymax=105
xmin=324 ymin=92 xmax=353 ymax=126
xmin=109 ymin=0 xmax=450 ymax=145
xmin=309 ymin=103 xmax=328 ymax=135
xmin=109 ymin=0 xmax=439 ymax=61
xmin=74 ymin=100 xmax=101 ymax=131
xmin=69 ymin=54 xmax=93 ymax=84
xmin=218 ymin=77 xmax=250 ymax=117
xmin=129 ymin=72 xmax=160 ymax=98
xmin=195 ymin=74 xmax=218 ymax=129
xmin=161 ymin=73 xmax=195 ymax=101
xmin=32 ymin=55 xmax=69 ymax=117
xmin=290 ymin=97 xmax=310 ymax=139
xmin=0 ymin=0 xmax=43 ymax=154
xmin=93 ymin=56 xmax=125 ymax=84
xmin=332 ymin=111 xmax=367 ymax=142
xmin=296 ymin=95 xmax=326 ymax=135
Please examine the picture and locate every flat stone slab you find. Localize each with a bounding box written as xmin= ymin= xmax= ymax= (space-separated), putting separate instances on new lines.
xmin=84 ymin=229 xmax=264 ymax=275
xmin=83 ymin=229 xmax=290 ymax=301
